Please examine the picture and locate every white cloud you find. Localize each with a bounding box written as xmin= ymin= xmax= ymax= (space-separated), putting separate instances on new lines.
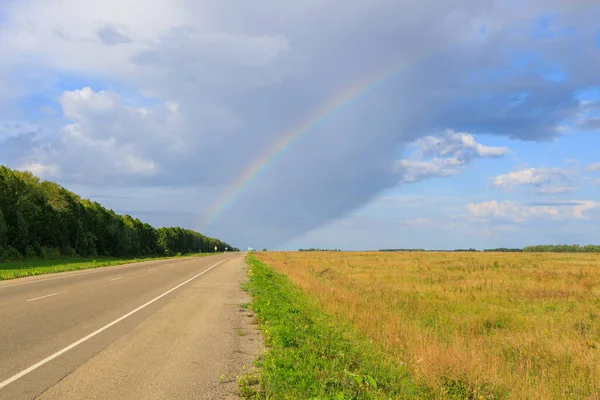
xmin=0 ymin=0 xmax=188 ymax=79
xmin=587 ymin=162 xmax=600 ymax=172
xmin=467 ymin=200 xmax=599 ymax=222
xmin=20 ymin=87 xmax=187 ymax=182
xmin=0 ymin=122 xmax=42 ymax=140
xmin=493 ymin=168 xmax=554 ymax=186
xmin=576 ymin=116 xmax=600 ymax=131
xmin=417 ymin=130 xmax=509 ymax=158
xmin=396 ymin=130 xmax=509 ymax=183
xmin=61 ymin=87 xmax=120 ymax=121
xmin=116 ymin=155 xmax=157 ymax=175
xmin=492 ymin=167 xmax=577 ymax=195
xmin=535 ymin=186 xmax=577 ymax=194
xmin=396 ymin=158 xmax=463 ymax=182
xmin=96 ymin=25 xmax=133 ymax=46
xmin=19 ymin=163 xmax=61 ymax=179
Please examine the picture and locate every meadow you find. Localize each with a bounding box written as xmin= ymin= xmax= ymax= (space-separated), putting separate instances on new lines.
xmin=253 ymin=251 xmax=600 ymax=399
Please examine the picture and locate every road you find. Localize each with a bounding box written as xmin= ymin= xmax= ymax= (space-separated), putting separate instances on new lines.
xmin=0 ymin=254 xmax=263 ymax=399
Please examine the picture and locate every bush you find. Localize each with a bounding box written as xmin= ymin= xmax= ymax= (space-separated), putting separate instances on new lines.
xmin=25 ymin=245 xmax=37 ymax=258
xmin=40 ymin=246 xmax=61 ymax=260
xmin=0 ymin=246 xmax=24 ymax=262
xmin=62 ymin=247 xmax=77 ymax=257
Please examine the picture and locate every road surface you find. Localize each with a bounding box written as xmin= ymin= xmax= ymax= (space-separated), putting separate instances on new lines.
xmin=0 ymin=254 xmax=263 ymax=399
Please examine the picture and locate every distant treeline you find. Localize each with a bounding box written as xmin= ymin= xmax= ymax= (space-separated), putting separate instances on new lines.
xmin=522 ymin=244 xmax=600 ymax=253
xmin=483 ymin=248 xmax=523 ymax=252
xmin=299 ymin=248 xmax=342 ymax=252
xmin=0 ymin=166 xmax=238 ymax=261
xmin=380 ymin=249 xmax=426 ymax=252
xmin=379 ymin=245 xmax=600 ymax=253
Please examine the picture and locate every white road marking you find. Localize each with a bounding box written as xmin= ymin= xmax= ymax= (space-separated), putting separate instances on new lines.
xmin=0 ymin=257 xmax=232 ymax=391
xmin=110 ymin=277 xmax=123 ymax=281
xmin=26 ymin=292 xmax=60 ymax=302
xmin=147 ymin=269 xmax=157 ymax=272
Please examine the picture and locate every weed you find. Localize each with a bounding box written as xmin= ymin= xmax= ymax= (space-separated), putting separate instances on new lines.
xmin=238 ymin=373 xmax=263 ymax=399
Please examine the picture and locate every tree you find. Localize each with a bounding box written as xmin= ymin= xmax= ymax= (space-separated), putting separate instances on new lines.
xmin=0 ymin=165 xmax=237 ymax=261
xmin=0 ymin=209 xmax=7 ymax=248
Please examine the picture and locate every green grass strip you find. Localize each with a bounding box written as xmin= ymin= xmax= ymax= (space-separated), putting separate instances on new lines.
xmin=0 ymin=253 xmax=215 ymax=280
xmin=240 ymin=254 xmax=429 ymax=400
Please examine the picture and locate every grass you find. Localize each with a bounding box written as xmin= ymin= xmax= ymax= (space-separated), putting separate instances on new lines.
xmin=254 ymin=251 xmax=600 ymax=399
xmin=239 ymin=254 xmax=427 ymax=399
xmin=0 ymin=252 xmax=215 ymax=280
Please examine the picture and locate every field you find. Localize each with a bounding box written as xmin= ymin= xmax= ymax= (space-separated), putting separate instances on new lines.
xmin=242 ymin=254 xmax=426 ymax=399
xmin=253 ymin=251 xmax=600 ymax=399
xmin=0 ymin=253 xmax=211 ymax=280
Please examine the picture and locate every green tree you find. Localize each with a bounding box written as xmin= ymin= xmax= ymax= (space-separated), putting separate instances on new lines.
xmin=0 ymin=165 xmax=237 ymax=261
xmin=0 ymin=209 xmax=7 ymax=248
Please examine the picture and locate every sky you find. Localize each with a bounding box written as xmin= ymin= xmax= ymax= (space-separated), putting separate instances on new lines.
xmin=0 ymin=0 xmax=599 ymax=250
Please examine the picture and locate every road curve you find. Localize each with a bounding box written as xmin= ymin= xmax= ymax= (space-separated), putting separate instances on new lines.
xmin=0 ymin=254 xmax=263 ymax=399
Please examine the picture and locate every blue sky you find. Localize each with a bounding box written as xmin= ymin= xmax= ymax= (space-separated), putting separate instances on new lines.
xmin=284 ymin=129 xmax=600 ymax=250
xmin=0 ymin=1 xmax=599 ymax=250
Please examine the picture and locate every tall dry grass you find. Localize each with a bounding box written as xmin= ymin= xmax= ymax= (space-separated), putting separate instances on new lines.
xmin=255 ymin=251 xmax=600 ymax=399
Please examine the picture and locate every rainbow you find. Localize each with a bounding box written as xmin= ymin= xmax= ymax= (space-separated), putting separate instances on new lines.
xmin=198 ymin=47 xmax=440 ymax=231
xmin=197 ymin=8 xmax=593 ymax=232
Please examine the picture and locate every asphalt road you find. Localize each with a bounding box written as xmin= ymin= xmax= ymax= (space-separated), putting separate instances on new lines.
xmin=0 ymin=253 xmax=263 ymax=399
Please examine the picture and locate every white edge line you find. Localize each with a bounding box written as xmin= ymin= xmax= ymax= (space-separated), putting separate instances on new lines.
xmin=0 ymin=257 xmax=232 ymax=390
xmin=109 ymin=277 xmax=123 ymax=281
xmin=26 ymin=292 xmax=60 ymax=302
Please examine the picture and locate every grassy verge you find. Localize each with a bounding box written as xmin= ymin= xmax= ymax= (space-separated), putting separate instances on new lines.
xmin=239 ymin=254 xmax=428 ymax=399
xmin=0 ymin=252 xmax=215 ymax=280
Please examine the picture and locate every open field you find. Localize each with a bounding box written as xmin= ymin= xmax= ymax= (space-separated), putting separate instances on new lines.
xmin=0 ymin=253 xmax=213 ymax=280
xmin=254 ymin=251 xmax=600 ymax=399
xmin=242 ymin=254 xmax=426 ymax=399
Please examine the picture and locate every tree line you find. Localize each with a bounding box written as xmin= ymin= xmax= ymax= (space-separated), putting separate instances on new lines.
xmin=380 ymin=248 xmax=426 ymax=252
xmin=298 ymin=248 xmax=342 ymax=252
xmin=522 ymin=244 xmax=600 ymax=253
xmin=379 ymin=246 xmax=599 ymax=253
xmin=483 ymin=248 xmax=523 ymax=252
xmin=0 ymin=166 xmax=238 ymax=261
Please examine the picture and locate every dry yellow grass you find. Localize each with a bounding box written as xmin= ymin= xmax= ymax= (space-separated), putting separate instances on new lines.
xmin=254 ymin=251 xmax=600 ymax=399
